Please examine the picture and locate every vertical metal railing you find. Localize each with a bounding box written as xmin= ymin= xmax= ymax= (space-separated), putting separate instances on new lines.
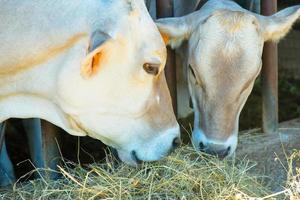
xmin=261 ymin=0 xmax=278 ymax=134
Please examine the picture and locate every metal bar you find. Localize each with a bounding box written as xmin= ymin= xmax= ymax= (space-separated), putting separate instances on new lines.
xmin=0 ymin=122 xmax=5 ymax=153
xmin=41 ymin=120 xmax=61 ymax=179
xmin=23 ymin=118 xmax=46 ymax=179
xmin=195 ymin=0 xmax=209 ymax=11
xmin=157 ymin=0 xmax=178 ymax=116
xmin=0 ymin=133 xmax=16 ymax=186
xmin=261 ymin=0 xmax=278 ymax=134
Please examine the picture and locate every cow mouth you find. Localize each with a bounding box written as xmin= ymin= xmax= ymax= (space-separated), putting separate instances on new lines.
xmin=111 ymin=148 xmax=143 ymax=165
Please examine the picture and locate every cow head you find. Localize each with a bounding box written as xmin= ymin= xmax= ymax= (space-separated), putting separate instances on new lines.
xmin=156 ymin=4 xmax=300 ymax=157
xmin=57 ymin=0 xmax=180 ymax=165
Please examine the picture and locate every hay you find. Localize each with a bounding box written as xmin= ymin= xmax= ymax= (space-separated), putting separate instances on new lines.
xmin=285 ymin=151 xmax=300 ymax=199
xmin=0 ymin=146 xmax=274 ymax=200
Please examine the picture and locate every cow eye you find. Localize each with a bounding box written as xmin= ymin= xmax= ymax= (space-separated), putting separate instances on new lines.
xmin=143 ymin=63 xmax=160 ymax=75
xmin=189 ymin=65 xmax=202 ymax=86
xmin=189 ymin=65 xmax=196 ymax=79
xmin=189 ymin=65 xmax=198 ymax=84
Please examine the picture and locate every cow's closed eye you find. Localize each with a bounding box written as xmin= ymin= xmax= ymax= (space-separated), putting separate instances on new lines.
xmin=143 ymin=63 xmax=160 ymax=75
xmin=189 ymin=65 xmax=199 ymax=85
xmin=189 ymin=65 xmax=196 ymax=78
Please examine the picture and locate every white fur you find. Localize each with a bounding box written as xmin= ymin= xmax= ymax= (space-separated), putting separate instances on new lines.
xmin=0 ymin=0 xmax=179 ymax=165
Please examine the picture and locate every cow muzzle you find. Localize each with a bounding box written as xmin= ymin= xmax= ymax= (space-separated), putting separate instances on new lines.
xmin=192 ymin=129 xmax=237 ymax=158
xmin=115 ymin=126 xmax=181 ymax=166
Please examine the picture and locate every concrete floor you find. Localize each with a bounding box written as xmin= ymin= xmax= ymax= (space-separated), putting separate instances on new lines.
xmin=236 ymin=118 xmax=300 ymax=192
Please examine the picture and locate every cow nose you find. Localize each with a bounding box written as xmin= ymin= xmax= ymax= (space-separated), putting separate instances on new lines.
xmin=199 ymin=142 xmax=231 ymax=159
xmin=172 ymin=137 xmax=181 ymax=149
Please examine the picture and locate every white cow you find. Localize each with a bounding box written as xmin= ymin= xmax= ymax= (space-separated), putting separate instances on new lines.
xmin=157 ymin=0 xmax=300 ymax=157
xmin=0 ymin=0 xmax=180 ymax=167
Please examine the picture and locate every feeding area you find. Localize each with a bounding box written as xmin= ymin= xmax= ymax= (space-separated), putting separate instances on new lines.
xmin=0 ymin=0 xmax=300 ymax=199
xmin=0 ymin=144 xmax=299 ymax=200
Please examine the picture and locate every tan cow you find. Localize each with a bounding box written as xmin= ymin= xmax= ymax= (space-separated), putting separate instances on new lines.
xmin=157 ymin=0 xmax=300 ymax=157
xmin=0 ymin=0 xmax=180 ymax=166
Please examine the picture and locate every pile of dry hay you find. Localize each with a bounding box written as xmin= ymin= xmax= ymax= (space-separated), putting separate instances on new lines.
xmin=0 ymin=146 xmax=299 ymax=200
xmin=285 ymin=151 xmax=300 ymax=199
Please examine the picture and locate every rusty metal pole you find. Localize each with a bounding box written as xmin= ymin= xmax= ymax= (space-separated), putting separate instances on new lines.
xmin=157 ymin=0 xmax=178 ymax=116
xmin=195 ymin=0 xmax=209 ymax=11
xmin=261 ymin=0 xmax=278 ymax=134
xmin=41 ymin=120 xmax=61 ymax=179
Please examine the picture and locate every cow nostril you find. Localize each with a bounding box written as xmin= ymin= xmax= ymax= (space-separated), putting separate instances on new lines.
xmin=131 ymin=150 xmax=142 ymax=164
xmin=199 ymin=142 xmax=205 ymax=151
xmin=227 ymin=146 xmax=231 ymax=152
xmin=172 ymin=137 xmax=181 ymax=148
xmin=199 ymin=145 xmax=230 ymax=158
xmin=216 ymin=147 xmax=230 ymax=159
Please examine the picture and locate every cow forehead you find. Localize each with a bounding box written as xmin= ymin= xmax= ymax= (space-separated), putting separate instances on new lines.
xmin=101 ymin=0 xmax=148 ymax=34
xmin=212 ymin=10 xmax=256 ymax=32
xmin=198 ymin=10 xmax=260 ymax=43
xmin=117 ymin=0 xmax=156 ymax=34
xmin=190 ymin=10 xmax=263 ymax=75
xmin=188 ymin=10 xmax=264 ymax=97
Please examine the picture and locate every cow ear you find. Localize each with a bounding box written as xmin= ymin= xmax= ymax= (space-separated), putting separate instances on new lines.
xmin=81 ymin=31 xmax=112 ymax=79
xmin=156 ymin=16 xmax=191 ymax=49
xmin=259 ymin=5 xmax=300 ymax=42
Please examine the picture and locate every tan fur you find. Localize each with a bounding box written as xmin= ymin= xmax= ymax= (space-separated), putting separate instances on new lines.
xmin=142 ymin=73 xmax=177 ymax=131
xmin=156 ymin=0 xmax=300 ymax=156
xmin=215 ymin=10 xmax=248 ymax=33
xmin=0 ymin=33 xmax=87 ymax=76
xmin=161 ymin=33 xmax=170 ymax=45
xmin=264 ymin=24 xmax=293 ymax=42
xmin=263 ymin=7 xmax=300 ymax=42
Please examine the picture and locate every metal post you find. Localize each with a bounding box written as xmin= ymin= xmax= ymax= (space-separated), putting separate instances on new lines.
xmin=41 ymin=120 xmax=61 ymax=179
xmin=157 ymin=0 xmax=178 ymax=116
xmin=0 ymin=123 xmax=5 ymax=152
xmin=261 ymin=0 xmax=278 ymax=134
xmin=195 ymin=0 xmax=209 ymax=11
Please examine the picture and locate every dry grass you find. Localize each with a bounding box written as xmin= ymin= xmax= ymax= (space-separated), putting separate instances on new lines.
xmin=0 ymin=146 xmax=299 ymax=200
xmin=285 ymin=151 xmax=300 ymax=200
